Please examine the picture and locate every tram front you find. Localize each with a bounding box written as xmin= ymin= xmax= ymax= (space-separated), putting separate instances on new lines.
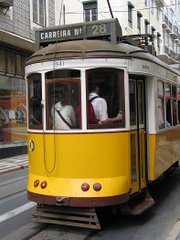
xmin=26 ymin=41 xmax=132 ymax=208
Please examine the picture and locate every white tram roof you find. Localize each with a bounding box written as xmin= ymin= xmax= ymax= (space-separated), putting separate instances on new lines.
xmin=25 ymin=40 xmax=179 ymax=75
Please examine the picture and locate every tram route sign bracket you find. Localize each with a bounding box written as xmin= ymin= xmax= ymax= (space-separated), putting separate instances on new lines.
xmin=35 ymin=18 xmax=122 ymax=49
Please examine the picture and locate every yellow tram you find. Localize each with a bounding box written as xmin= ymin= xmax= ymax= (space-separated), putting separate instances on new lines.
xmin=25 ymin=19 xmax=180 ymax=228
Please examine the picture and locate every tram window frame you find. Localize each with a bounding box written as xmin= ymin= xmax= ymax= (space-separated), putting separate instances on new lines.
xmin=137 ymin=80 xmax=145 ymax=125
xmin=165 ymin=83 xmax=172 ymax=127
xmin=172 ymin=85 xmax=178 ymax=126
xmin=27 ymin=73 xmax=43 ymax=129
xmin=86 ymin=68 xmax=125 ymax=129
xmin=129 ymin=80 xmax=137 ymax=126
xmin=157 ymin=80 xmax=165 ymax=129
xmin=178 ymin=87 xmax=180 ymax=124
xmin=45 ymin=69 xmax=81 ymax=130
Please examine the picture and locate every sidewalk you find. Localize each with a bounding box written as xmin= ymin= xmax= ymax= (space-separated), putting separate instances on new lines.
xmin=0 ymin=154 xmax=28 ymax=175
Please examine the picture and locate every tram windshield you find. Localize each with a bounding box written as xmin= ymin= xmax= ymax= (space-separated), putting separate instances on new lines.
xmin=86 ymin=68 xmax=125 ymax=129
xmin=46 ymin=69 xmax=81 ymax=130
xmin=28 ymin=73 xmax=42 ymax=129
xmin=28 ymin=68 xmax=125 ymax=131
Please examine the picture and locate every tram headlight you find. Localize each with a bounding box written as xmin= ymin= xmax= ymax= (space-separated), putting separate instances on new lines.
xmin=41 ymin=181 xmax=47 ymax=189
xmin=93 ymin=183 xmax=102 ymax=191
xmin=81 ymin=183 xmax=90 ymax=191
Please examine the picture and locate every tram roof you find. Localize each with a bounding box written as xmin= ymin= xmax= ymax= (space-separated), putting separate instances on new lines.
xmin=25 ymin=39 xmax=178 ymax=73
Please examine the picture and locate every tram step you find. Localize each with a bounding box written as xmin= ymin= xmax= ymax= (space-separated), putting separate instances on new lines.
xmin=121 ymin=190 xmax=155 ymax=215
xmin=31 ymin=205 xmax=101 ymax=230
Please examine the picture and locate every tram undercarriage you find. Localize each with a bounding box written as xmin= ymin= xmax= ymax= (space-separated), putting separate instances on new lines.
xmin=30 ymin=190 xmax=155 ymax=229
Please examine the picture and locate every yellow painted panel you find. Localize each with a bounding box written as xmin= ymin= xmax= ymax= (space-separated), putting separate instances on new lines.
xmin=27 ymin=132 xmax=131 ymax=197
xmin=28 ymin=173 xmax=129 ymax=197
xmin=28 ymin=132 xmax=130 ymax=178
xmin=53 ymin=133 xmax=130 ymax=178
xmin=149 ymin=135 xmax=156 ymax=180
xmin=172 ymin=127 xmax=180 ymax=164
xmin=149 ymin=128 xmax=180 ymax=181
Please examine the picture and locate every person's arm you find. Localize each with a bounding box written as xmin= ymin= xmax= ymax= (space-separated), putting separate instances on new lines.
xmin=102 ymin=112 xmax=123 ymax=124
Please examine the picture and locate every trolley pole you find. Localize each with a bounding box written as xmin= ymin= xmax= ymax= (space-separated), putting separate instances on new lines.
xmin=107 ymin=0 xmax=114 ymax=18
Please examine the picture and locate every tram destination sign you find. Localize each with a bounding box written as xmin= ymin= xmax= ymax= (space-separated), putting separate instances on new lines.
xmin=36 ymin=18 xmax=122 ymax=49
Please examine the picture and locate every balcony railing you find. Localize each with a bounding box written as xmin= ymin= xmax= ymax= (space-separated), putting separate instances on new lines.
xmin=162 ymin=14 xmax=169 ymax=27
xmin=164 ymin=45 xmax=170 ymax=55
xmin=0 ymin=0 xmax=13 ymax=8
xmin=173 ymin=25 xmax=178 ymax=35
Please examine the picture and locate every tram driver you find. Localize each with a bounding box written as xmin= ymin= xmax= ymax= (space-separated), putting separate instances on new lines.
xmin=51 ymin=90 xmax=77 ymax=130
xmin=89 ymin=82 xmax=123 ymax=124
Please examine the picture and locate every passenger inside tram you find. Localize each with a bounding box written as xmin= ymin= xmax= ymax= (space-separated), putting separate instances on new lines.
xmin=51 ymin=88 xmax=77 ymax=130
xmin=89 ymin=81 xmax=123 ymax=124
xmin=30 ymin=97 xmax=42 ymax=125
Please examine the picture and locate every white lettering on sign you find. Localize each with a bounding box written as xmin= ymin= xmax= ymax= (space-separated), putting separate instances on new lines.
xmin=74 ymin=28 xmax=82 ymax=36
xmin=40 ymin=27 xmax=83 ymax=41
xmin=91 ymin=24 xmax=107 ymax=35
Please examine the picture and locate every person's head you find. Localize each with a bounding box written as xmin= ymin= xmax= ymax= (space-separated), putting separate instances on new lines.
xmin=56 ymin=90 xmax=65 ymax=105
xmin=30 ymin=97 xmax=41 ymax=110
xmin=89 ymin=82 xmax=101 ymax=94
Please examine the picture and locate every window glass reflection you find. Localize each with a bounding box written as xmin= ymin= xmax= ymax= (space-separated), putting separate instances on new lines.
xmin=28 ymin=73 xmax=42 ymax=129
xmin=86 ymin=68 xmax=125 ymax=129
xmin=46 ymin=70 xmax=81 ymax=130
xmin=157 ymin=81 xmax=165 ymax=129
xmin=0 ymin=75 xmax=26 ymax=144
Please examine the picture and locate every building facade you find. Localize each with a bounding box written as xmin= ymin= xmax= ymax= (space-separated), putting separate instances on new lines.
xmin=161 ymin=0 xmax=180 ymax=65
xmin=55 ymin=0 xmax=180 ymax=63
xmin=0 ymin=0 xmax=56 ymax=158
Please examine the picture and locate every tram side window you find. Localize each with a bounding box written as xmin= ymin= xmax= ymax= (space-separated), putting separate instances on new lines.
xmin=86 ymin=68 xmax=125 ymax=129
xmin=46 ymin=69 xmax=81 ymax=130
xmin=165 ymin=83 xmax=172 ymax=127
xmin=172 ymin=85 xmax=177 ymax=126
xmin=27 ymin=73 xmax=42 ymax=129
xmin=157 ymin=81 xmax=165 ymax=129
xmin=178 ymin=87 xmax=180 ymax=124
xmin=129 ymin=80 xmax=137 ymax=125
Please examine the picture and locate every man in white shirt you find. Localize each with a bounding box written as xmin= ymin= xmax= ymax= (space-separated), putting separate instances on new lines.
xmin=89 ymin=83 xmax=123 ymax=124
xmin=51 ymin=91 xmax=76 ymax=130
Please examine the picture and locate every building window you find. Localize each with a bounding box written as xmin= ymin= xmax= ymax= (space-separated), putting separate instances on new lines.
xmin=83 ymin=1 xmax=97 ymax=22
xmin=151 ymin=0 xmax=154 ymax=14
xmin=0 ymin=48 xmax=25 ymax=76
xmin=151 ymin=26 xmax=156 ymax=36
xmin=137 ymin=11 xmax=142 ymax=34
xmin=0 ymin=75 xmax=27 ymax=144
xmin=156 ymin=6 xmax=160 ymax=20
xmin=157 ymin=32 xmax=161 ymax=53
xmin=128 ymin=2 xmax=134 ymax=28
xmin=144 ymin=19 xmax=150 ymax=34
xmin=33 ymin=0 xmax=46 ymax=26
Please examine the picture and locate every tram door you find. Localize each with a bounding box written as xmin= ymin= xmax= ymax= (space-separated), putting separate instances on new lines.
xmin=129 ymin=78 xmax=147 ymax=193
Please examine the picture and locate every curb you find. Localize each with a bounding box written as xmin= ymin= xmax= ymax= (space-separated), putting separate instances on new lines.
xmin=166 ymin=219 xmax=180 ymax=240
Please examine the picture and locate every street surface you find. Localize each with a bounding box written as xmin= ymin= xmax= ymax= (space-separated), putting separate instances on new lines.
xmin=0 ymin=157 xmax=179 ymax=240
xmin=88 ymin=167 xmax=180 ymax=240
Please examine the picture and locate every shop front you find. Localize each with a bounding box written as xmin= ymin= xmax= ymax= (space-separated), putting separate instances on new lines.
xmin=0 ymin=31 xmax=34 ymax=158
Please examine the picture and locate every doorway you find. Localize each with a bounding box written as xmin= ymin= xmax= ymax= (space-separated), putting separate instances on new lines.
xmin=129 ymin=77 xmax=147 ymax=193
